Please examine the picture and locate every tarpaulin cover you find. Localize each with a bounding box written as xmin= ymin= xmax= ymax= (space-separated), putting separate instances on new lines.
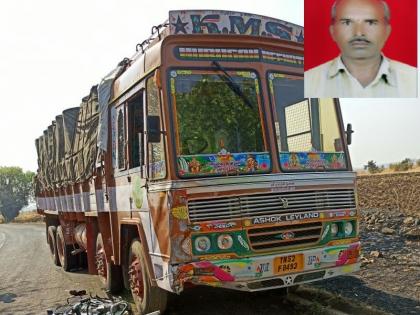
xmin=35 ymin=59 xmax=128 ymax=190
xmin=55 ymin=115 xmax=65 ymax=183
xmin=35 ymin=86 xmax=99 ymax=187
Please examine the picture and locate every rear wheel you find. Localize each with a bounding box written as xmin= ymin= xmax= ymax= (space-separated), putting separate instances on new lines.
xmin=95 ymin=232 xmax=123 ymax=293
xmin=47 ymin=226 xmax=60 ymax=266
xmin=128 ymin=238 xmax=167 ymax=314
xmin=56 ymin=225 xmax=77 ymax=271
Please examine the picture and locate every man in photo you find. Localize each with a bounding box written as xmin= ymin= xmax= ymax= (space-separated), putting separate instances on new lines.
xmin=305 ymin=0 xmax=417 ymax=98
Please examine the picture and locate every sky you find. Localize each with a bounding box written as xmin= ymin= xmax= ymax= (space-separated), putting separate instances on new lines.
xmin=0 ymin=0 xmax=418 ymax=172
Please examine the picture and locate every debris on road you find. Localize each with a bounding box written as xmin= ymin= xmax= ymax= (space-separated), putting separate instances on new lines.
xmin=47 ymin=290 xmax=131 ymax=315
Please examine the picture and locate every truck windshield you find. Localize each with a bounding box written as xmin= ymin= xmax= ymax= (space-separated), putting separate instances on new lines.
xmin=169 ymin=69 xmax=270 ymax=177
xmin=268 ymin=72 xmax=347 ymax=172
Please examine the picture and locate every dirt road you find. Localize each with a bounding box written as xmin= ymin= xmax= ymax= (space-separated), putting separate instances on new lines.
xmin=0 ymin=223 xmax=301 ymax=315
xmin=0 ymin=223 xmax=102 ymax=315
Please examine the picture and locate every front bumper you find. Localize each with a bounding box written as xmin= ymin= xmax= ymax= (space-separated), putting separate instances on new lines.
xmin=174 ymin=241 xmax=360 ymax=292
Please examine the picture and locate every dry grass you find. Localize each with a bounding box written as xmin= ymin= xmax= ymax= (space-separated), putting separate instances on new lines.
xmin=0 ymin=211 xmax=43 ymax=224
xmin=357 ymin=165 xmax=420 ymax=176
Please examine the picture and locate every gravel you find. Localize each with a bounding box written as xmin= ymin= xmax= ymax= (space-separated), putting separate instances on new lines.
xmin=311 ymin=208 xmax=420 ymax=315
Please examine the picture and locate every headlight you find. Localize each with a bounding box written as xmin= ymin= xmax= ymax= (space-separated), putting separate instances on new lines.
xmin=217 ymin=234 xmax=233 ymax=250
xmin=344 ymin=222 xmax=353 ymax=236
xmin=194 ymin=236 xmax=211 ymax=252
xmin=331 ymin=223 xmax=339 ymax=237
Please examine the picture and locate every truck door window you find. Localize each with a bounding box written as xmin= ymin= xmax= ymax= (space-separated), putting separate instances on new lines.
xmin=117 ymin=106 xmax=126 ymax=170
xmin=268 ymin=72 xmax=347 ymax=171
xmin=127 ymin=93 xmax=144 ymax=169
xmin=146 ymin=76 xmax=166 ymax=179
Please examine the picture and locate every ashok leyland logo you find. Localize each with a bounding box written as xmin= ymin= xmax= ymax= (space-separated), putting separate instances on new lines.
xmin=275 ymin=231 xmax=295 ymax=240
xmin=279 ymin=197 xmax=288 ymax=209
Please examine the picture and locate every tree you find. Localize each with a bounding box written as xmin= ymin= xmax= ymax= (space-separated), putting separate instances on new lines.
xmin=0 ymin=167 xmax=35 ymax=222
xmin=390 ymin=158 xmax=414 ymax=172
xmin=364 ymin=160 xmax=383 ymax=174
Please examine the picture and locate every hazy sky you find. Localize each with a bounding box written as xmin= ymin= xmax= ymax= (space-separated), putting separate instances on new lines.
xmin=0 ymin=0 xmax=418 ymax=172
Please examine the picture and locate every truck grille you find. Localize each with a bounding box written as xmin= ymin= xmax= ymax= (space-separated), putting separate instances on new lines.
xmin=248 ymin=222 xmax=322 ymax=251
xmin=187 ymin=189 xmax=355 ymax=223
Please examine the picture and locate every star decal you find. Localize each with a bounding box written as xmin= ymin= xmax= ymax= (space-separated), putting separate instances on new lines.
xmin=284 ymin=276 xmax=293 ymax=285
xmin=172 ymin=16 xmax=188 ymax=34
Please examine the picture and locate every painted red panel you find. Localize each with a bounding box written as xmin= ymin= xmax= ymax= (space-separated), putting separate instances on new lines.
xmin=304 ymin=0 xmax=417 ymax=70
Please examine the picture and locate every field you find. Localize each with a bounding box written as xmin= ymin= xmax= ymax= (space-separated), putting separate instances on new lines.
xmin=357 ymin=169 xmax=420 ymax=216
xmin=0 ymin=210 xmax=43 ymax=224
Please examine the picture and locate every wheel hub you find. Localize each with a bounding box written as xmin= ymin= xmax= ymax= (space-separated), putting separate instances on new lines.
xmin=95 ymin=248 xmax=107 ymax=279
xmin=129 ymin=258 xmax=144 ymax=298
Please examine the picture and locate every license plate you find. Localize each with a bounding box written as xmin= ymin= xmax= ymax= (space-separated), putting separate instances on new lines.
xmin=274 ymin=254 xmax=304 ymax=275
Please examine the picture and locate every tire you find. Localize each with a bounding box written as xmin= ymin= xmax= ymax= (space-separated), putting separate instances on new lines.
xmin=47 ymin=226 xmax=60 ymax=266
xmin=128 ymin=238 xmax=167 ymax=315
xmin=95 ymin=232 xmax=123 ymax=293
xmin=56 ymin=225 xmax=77 ymax=271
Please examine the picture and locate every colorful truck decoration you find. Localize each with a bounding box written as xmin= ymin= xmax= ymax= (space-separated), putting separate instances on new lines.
xmin=34 ymin=10 xmax=359 ymax=315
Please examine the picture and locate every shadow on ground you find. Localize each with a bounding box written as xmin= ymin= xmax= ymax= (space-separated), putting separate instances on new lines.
xmin=311 ymin=275 xmax=420 ymax=315
xmin=0 ymin=293 xmax=17 ymax=303
xmin=166 ymin=286 xmax=297 ymax=315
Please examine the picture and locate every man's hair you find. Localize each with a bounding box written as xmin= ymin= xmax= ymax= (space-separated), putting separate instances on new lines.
xmin=331 ymin=0 xmax=391 ymax=24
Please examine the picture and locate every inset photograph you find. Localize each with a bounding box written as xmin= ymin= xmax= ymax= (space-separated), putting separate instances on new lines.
xmin=304 ymin=0 xmax=417 ymax=98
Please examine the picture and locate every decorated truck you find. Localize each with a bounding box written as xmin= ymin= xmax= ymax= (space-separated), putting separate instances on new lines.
xmin=35 ymin=10 xmax=360 ymax=314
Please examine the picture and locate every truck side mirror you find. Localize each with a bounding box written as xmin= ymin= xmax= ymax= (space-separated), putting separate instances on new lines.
xmin=346 ymin=123 xmax=354 ymax=145
xmin=147 ymin=116 xmax=161 ymax=143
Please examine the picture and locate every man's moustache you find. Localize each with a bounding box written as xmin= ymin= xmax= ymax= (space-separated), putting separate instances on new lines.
xmin=349 ymin=37 xmax=371 ymax=44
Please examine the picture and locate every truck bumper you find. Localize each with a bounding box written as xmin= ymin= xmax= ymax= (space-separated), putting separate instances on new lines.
xmin=174 ymin=241 xmax=360 ymax=292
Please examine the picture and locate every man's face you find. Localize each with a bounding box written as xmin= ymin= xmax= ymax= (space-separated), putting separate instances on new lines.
xmin=330 ymin=0 xmax=391 ymax=60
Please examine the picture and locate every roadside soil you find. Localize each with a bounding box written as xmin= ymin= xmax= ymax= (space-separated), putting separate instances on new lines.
xmin=312 ymin=172 xmax=420 ymax=315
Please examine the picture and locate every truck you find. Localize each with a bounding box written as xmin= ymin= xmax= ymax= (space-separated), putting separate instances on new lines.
xmin=35 ymin=10 xmax=360 ymax=315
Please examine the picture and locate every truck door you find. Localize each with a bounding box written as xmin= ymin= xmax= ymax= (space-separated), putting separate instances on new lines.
xmin=126 ymin=90 xmax=147 ymax=214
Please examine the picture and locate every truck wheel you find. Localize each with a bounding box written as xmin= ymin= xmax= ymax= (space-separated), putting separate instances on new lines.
xmin=47 ymin=226 xmax=60 ymax=266
xmin=128 ymin=238 xmax=167 ymax=314
xmin=95 ymin=232 xmax=123 ymax=293
xmin=56 ymin=225 xmax=77 ymax=271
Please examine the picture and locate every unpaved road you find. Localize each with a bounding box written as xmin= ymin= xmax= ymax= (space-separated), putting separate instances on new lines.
xmin=0 ymin=223 xmax=103 ymax=315
xmin=0 ymin=223 xmax=301 ymax=315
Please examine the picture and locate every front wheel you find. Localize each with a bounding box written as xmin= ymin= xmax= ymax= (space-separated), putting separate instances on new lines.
xmin=128 ymin=238 xmax=167 ymax=314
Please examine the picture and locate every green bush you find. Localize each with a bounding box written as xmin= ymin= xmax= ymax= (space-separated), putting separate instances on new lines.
xmin=364 ymin=160 xmax=383 ymax=174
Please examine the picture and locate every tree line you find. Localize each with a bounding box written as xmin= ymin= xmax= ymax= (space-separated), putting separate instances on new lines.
xmin=364 ymin=158 xmax=420 ymax=174
xmin=0 ymin=167 xmax=34 ymax=222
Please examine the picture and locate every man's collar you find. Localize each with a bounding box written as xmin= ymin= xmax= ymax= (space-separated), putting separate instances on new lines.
xmin=327 ymin=55 xmax=396 ymax=86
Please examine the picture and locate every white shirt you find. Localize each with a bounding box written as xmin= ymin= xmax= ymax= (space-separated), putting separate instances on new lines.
xmin=304 ymin=55 xmax=418 ymax=98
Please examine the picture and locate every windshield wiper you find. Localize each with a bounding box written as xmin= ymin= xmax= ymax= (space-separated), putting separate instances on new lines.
xmin=211 ymin=61 xmax=254 ymax=110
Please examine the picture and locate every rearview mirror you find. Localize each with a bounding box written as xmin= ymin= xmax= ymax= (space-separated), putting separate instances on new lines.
xmin=346 ymin=123 xmax=354 ymax=145
xmin=147 ymin=116 xmax=161 ymax=143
